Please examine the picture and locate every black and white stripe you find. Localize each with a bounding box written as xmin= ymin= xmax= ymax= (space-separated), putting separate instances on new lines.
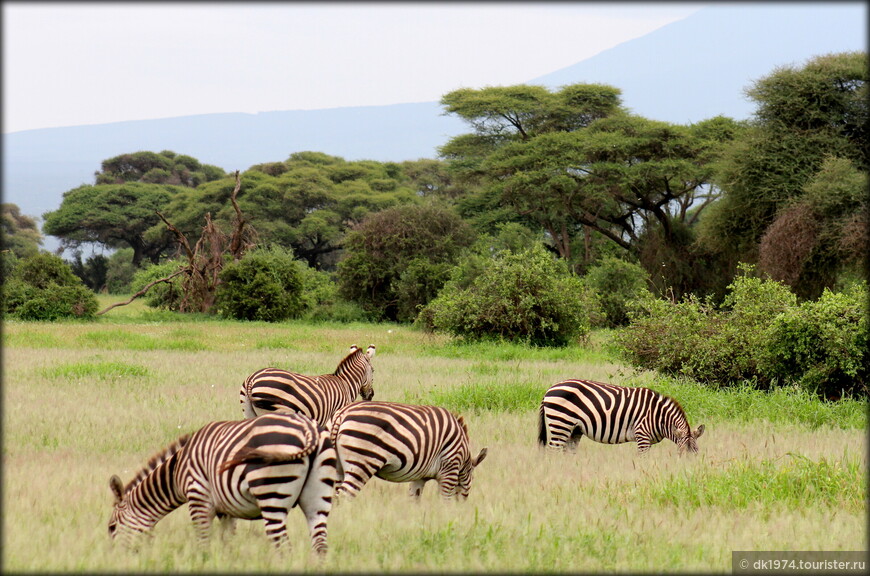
xmin=328 ymin=401 xmax=487 ymax=500
xmin=538 ymin=379 xmax=704 ymax=454
xmin=240 ymin=345 xmax=376 ymax=425
xmin=108 ymin=412 xmax=341 ymax=554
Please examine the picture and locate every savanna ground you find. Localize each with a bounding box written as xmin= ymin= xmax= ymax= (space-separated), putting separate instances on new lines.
xmin=2 ymin=296 xmax=866 ymax=572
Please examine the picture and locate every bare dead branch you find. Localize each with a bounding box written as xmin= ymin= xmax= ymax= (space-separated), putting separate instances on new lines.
xmin=96 ymin=269 xmax=186 ymax=315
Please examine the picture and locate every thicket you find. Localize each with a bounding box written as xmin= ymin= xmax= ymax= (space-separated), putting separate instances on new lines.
xmin=2 ymin=252 xmax=98 ymax=320
xmin=215 ymin=246 xmax=304 ymax=322
xmin=581 ymin=256 xmax=652 ymax=328
xmin=615 ymin=265 xmax=867 ymax=399
xmin=420 ymin=244 xmax=595 ymax=346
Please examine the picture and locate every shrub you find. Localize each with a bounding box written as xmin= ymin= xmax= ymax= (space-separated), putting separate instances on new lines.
xmin=759 ymin=282 xmax=867 ymax=398
xmin=215 ymin=246 xmax=304 ymax=322
xmin=582 ymin=256 xmax=652 ymax=327
xmin=3 ymin=253 xmax=98 ymax=320
xmin=337 ymin=203 xmax=476 ymax=321
xmin=615 ymin=265 xmax=867 ymax=398
xmin=421 ymin=244 xmax=593 ymax=346
xmin=296 ymin=264 xmax=372 ymax=323
xmin=130 ymin=260 xmax=186 ymax=310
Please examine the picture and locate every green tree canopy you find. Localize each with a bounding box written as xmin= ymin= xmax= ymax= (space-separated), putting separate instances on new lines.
xmin=2 ymin=203 xmax=43 ymax=258
xmin=441 ymin=81 xmax=740 ymax=295
xmin=43 ymin=182 xmax=182 ymax=266
xmin=96 ymin=150 xmax=226 ymax=187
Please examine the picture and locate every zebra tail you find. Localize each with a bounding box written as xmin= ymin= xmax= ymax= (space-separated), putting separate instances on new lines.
xmin=537 ymin=404 xmax=547 ymax=447
xmin=220 ymin=442 xmax=318 ymax=473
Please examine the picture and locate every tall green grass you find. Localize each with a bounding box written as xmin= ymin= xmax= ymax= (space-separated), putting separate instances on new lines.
xmin=2 ymin=315 xmax=866 ymax=572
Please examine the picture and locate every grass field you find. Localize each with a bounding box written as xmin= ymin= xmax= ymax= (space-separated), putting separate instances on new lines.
xmin=2 ymin=296 xmax=866 ymax=572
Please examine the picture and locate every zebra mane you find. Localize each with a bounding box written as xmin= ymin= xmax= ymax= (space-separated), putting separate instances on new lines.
xmin=125 ymin=433 xmax=191 ymax=494
xmin=662 ymin=395 xmax=690 ymax=426
xmin=333 ymin=345 xmax=363 ymax=376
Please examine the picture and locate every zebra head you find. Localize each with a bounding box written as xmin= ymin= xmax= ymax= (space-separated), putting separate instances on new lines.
xmin=457 ymin=447 xmax=488 ymax=500
xmin=674 ymin=424 xmax=705 ymax=454
xmin=455 ymin=415 xmax=488 ymax=499
xmin=359 ymin=345 xmax=376 ymax=401
xmin=107 ymin=475 xmax=147 ymax=548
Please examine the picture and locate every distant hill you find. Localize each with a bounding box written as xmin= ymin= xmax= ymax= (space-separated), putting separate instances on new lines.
xmin=531 ymin=3 xmax=867 ymax=124
xmin=3 ymin=3 xmax=865 ymax=255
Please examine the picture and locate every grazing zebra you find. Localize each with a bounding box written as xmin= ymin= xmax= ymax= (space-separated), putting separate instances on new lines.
xmin=108 ymin=412 xmax=341 ymax=554
xmin=328 ymin=401 xmax=488 ymax=500
xmin=240 ymin=345 xmax=376 ymax=425
xmin=538 ymin=379 xmax=705 ymax=454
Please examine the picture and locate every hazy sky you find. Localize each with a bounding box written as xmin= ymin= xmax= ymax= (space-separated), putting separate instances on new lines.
xmin=3 ymin=2 xmax=706 ymax=133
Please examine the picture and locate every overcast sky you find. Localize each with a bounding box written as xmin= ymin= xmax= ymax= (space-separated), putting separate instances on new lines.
xmin=3 ymin=2 xmax=706 ymax=134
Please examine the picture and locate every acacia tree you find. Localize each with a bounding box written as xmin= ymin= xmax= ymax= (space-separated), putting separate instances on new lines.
xmin=43 ymin=182 xmax=181 ymax=267
xmin=441 ymin=83 xmax=740 ymax=295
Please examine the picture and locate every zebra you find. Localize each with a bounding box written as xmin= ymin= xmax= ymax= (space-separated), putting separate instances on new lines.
xmin=327 ymin=401 xmax=488 ymax=500
xmin=240 ymin=345 xmax=376 ymax=426
xmin=538 ymin=379 xmax=705 ymax=455
xmin=108 ymin=412 xmax=341 ymax=554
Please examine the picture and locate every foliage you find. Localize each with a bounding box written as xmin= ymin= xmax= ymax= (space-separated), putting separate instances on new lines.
xmin=759 ymin=282 xmax=868 ymax=398
xmin=214 ymin=246 xmax=304 ymax=322
xmin=581 ymin=257 xmax=652 ymax=328
xmin=42 ymin=182 xmax=182 ymax=267
xmin=104 ymin=248 xmax=138 ymax=294
xmin=69 ymin=252 xmax=109 ymax=292
xmin=2 ymin=203 xmax=43 ymax=258
xmin=3 ymin=252 xmax=97 ymax=320
xmin=294 ymin=264 xmax=372 ymax=323
xmin=441 ymin=82 xmax=741 ymax=297
xmin=699 ymin=51 xmax=868 ymax=296
xmin=337 ymin=203 xmax=476 ymax=322
xmin=615 ymin=265 xmax=867 ymax=397
xmin=757 ymin=156 xmax=868 ymax=298
xmin=130 ymin=260 xmax=187 ymax=310
xmin=96 ymin=150 xmax=226 ymax=188
xmin=421 ymin=244 xmax=593 ymax=346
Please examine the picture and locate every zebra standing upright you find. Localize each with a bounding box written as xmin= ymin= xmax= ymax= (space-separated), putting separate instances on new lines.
xmin=538 ymin=379 xmax=704 ymax=454
xmin=328 ymin=401 xmax=488 ymax=500
xmin=108 ymin=412 xmax=341 ymax=554
xmin=240 ymin=345 xmax=376 ymax=425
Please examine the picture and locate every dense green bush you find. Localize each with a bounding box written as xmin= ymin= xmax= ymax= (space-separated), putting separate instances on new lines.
xmin=760 ymin=282 xmax=867 ymax=398
xmin=295 ymin=264 xmax=372 ymax=323
xmin=421 ymin=244 xmax=593 ymax=346
xmin=130 ymin=260 xmax=186 ymax=310
xmin=337 ymin=203 xmax=476 ymax=322
xmin=582 ymin=256 xmax=652 ymax=327
xmin=215 ymin=246 xmax=304 ymax=322
xmin=615 ymin=265 xmax=867 ymax=398
xmin=3 ymin=253 xmax=98 ymax=320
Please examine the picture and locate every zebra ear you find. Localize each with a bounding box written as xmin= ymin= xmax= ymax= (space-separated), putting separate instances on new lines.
xmin=349 ymin=345 xmax=360 ymax=353
xmin=110 ymin=475 xmax=124 ymax=503
xmin=366 ymin=345 xmax=376 ymax=358
xmin=473 ymin=448 xmax=488 ymax=467
xmin=693 ymin=425 xmax=705 ymax=439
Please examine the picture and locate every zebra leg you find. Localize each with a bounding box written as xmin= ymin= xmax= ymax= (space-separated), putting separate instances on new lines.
xmin=334 ymin=461 xmax=377 ymax=499
xmin=187 ymin=498 xmax=217 ymax=545
xmin=408 ymin=479 xmax=427 ymax=499
xmin=297 ymin=452 xmax=337 ymax=556
xmin=215 ymin=513 xmax=237 ymax=541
